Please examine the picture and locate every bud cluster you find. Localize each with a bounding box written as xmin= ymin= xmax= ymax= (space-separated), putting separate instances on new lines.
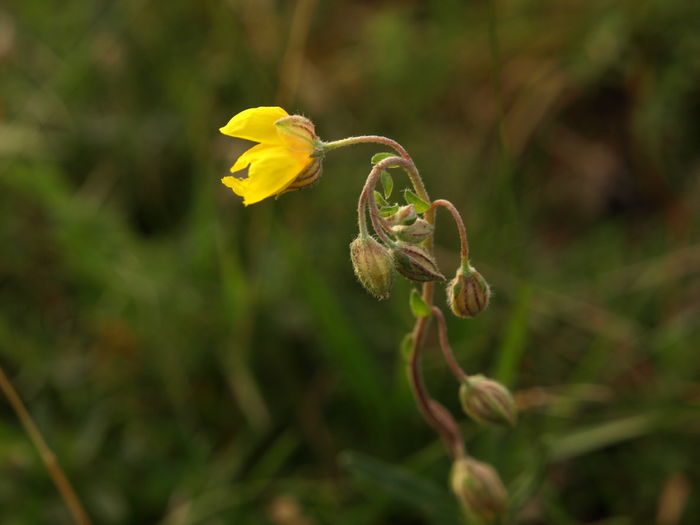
xmin=344 ymin=141 xmax=514 ymax=521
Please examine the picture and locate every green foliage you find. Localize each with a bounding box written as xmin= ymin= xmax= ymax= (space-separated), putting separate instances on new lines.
xmin=403 ymin=190 xmax=431 ymax=214
xmin=380 ymin=171 xmax=394 ymax=199
xmin=1 ymin=0 xmax=700 ymax=523
xmin=409 ymin=289 xmax=432 ymax=318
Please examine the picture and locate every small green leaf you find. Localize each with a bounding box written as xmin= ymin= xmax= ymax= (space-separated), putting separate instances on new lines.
xmin=409 ymin=288 xmax=431 ymax=318
xmin=380 ymin=170 xmax=393 ymax=199
xmin=379 ymin=204 xmax=399 ymax=217
xmin=403 ymin=190 xmax=431 ymax=214
xmin=374 ymin=191 xmax=389 ymax=207
xmin=371 ymin=152 xmax=397 ymax=165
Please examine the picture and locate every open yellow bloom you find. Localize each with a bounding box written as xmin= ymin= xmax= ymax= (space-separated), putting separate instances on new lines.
xmin=220 ymin=106 xmax=321 ymax=205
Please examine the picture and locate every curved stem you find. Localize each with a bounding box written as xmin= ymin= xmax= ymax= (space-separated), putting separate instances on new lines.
xmin=431 ymin=306 xmax=468 ymax=382
xmin=323 ymin=135 xmax=411 ymax=160
xmin=323 ymin=134 xmax=432 ymax=232
xmin=0 ymin=364 xmax=92 ymax=525
xmin=431 ymin=199 xmax=470 ymax=263
xmin=357 ymin=186 xmax=370 ymax=237
xmin=358 ymin=160 xmax=397 ymax=246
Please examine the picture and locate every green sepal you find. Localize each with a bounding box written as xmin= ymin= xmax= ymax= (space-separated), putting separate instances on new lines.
xmin=409 ymin=288 xmax=431 ymax=318
xmin=403 ymin=190 xmax=431 ymax=213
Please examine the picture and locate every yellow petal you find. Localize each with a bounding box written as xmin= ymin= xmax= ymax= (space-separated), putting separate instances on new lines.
xmin=229 ymin=143 xmax=269 ymax=173
xmin=219 ymin=106 xmax=288 ymax=145
xmin=222 ymin=146 xmax=310 ymax=206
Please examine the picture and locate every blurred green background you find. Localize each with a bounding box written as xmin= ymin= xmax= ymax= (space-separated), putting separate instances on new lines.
xmin=1 ymin=0 xmax=699 ymax=523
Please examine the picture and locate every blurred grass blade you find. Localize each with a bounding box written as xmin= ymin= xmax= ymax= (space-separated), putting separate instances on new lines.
xmin=548 ymin=414 xmax=657 ymax=462
xmin=493 ymin=283 xmax=531 ymax=386
xmin=340 ymin=450 xmax=460 ymax=523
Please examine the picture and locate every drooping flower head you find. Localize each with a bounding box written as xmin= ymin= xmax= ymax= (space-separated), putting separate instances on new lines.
xmin=220 ymin=107 xmax=322 ymax=205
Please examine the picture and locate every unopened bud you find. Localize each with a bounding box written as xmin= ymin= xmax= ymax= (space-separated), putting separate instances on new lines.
xmin=459 ymin=375 xmax=516 ymax=427
xmin=447 ymin=265 xmax=490 ymax=318
xmin=384 ymin=205 xmax=417 ymax=226
xmin=391 ymin=218 xmax=434 ymax=243
xmin=350 ymin=235 xmax=394 ymax=300
xmin=392 ymin=242 xmax=445 ymax=283
xmin=275 ymin=115 xmax=320 ymax=153
xmin=450 ymin=456 xmax=508 ymax=522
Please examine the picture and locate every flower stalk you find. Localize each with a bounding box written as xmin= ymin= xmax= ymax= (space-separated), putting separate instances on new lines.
xmin=220 ymin=108 xmax=514 ymax=520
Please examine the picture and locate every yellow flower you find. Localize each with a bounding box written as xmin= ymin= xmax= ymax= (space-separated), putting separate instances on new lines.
xmin=220 ymin=106 xmax=321 ymax=205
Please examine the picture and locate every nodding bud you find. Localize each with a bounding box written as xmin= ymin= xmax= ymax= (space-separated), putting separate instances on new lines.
xmin=275 ymin=115 xmax=320 ymax=153
xmin=447 ymin=265 xmax=490 ymax=318
xmin=459 ymin=375 xmax=517 ymax=427
xmin=450 ymin=456 xmax=508 ymax=522
xmin=391 ymin=218 xmax=434 ymax=244
xmin=384 ymin=205 xmax=417 ymax=226
xmin=282 ymin=158 xmax=323 ymax=194
xmin=392 ymin=242 xmax=445 ymax=283
xmin=350 ymin=235 xmax=394 ymax=300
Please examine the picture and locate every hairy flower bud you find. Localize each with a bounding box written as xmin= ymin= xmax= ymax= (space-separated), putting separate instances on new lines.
xmin=275 ymin=115 xmax=320 ymax=153
xmin=392 ymin=242 xmax=445 ymax=283
xmin=391 ymin=218 xmax=434 ymax=244
xmin=350 ymin=235 xmax=394 ymax=300
xmin=459 ymin=375 xmax=517 ymax=427
xmin=450 ymin=456 xmax=508 ymax=522
xmin=447 ymin=265 xmax=490 ymax=318
xmin=384 ymin=205 xmax=417 ymax=226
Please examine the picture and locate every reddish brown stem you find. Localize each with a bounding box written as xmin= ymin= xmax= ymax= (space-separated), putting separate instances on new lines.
xmin=432 ymin=306 xmax=468 ymax=382
xmin=431 ymin=199 xmax=470 ymax=262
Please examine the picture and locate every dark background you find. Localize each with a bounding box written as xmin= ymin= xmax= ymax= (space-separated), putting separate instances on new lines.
xmin=1 ymin=0 xmax=699 ymax=523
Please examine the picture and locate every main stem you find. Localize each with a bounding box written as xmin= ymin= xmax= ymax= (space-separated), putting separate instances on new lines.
xmin=0 ymin=364 xmax=92 ymax=525
xmin=326 ymin=135 xmax=462 ymax=458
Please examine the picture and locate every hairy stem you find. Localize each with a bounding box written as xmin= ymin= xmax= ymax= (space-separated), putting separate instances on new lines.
xmin=431 ymin=306 xmax=468 ymax=382
xmin=431 ymin=199 xmax=470 ymax=263
xmin=0 ymin=364 xmax=92 ymax=525
xmin=323 ymin=135 xmax=411 ymax=160
xmin=357 ymin=160 xmax=397 ymax=246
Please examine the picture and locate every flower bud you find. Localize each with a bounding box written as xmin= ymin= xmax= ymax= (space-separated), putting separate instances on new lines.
xmin=384 ymin=205 xmax=417 ymax=226
xmin=391 ymin=218 xmax=434 ymax=244
xmin=282 ymin=158 xmax=323 ymax=193
xmin=446 ymin=265 xmax=490 ymax=318
xmin=392 ymin=242 xmax=445 ymax=283
xmin=450 ymin=456 xmax=507 ymax=522
xmin=350 ymin=235 xmax=394 ymax=300
xmin=459 ymin=375 xmax=517 ymax=427
xmin=275 ymin=115 xmax=320 ymax=153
